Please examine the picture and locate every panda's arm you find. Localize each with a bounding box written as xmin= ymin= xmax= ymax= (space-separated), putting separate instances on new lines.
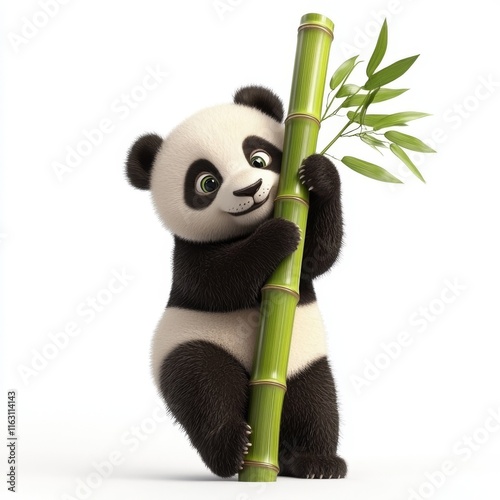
xmin=299 ymin=154 xmax=343 ymax=281
xmin=170 ymin=218 xmax=300 ymax=311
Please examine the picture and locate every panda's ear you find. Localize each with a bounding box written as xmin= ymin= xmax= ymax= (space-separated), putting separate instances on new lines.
xmin=126 ymin=134 xmax=163 ymax=190
xmin=234 ymin=86 xmax=284 ymax=123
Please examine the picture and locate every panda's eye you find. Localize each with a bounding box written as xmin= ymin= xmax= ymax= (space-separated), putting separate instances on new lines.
xmin=195 ymin=173 xmax=220 ymax=195
xmin=250 ymin=150 xmax=271 ymax=169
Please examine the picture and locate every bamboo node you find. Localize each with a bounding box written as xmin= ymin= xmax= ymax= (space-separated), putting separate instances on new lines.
xmin=285 ymin=112 xmax=321 ymax=127
xmin=242 ymin=460 xmax=280 ymax=474
xmin=274 ymin=195 xmax=309 ymax=208
xmin=261 ymin=284 xmax=300 ymax=301
xmin=297 ymin=22 xmax=334 ymax=39
xmin=249 ymin=379 xmax=288 ymax=392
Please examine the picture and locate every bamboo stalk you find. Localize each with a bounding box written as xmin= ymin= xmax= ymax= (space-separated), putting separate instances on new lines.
xmin=239 ymin=13 xmax=334 ymax=482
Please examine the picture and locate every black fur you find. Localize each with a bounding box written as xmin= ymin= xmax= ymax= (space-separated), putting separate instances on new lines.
xmin=159 ymin=341 xmax=251 ymax=478
xmin=279 ymin=357 xmax=347 ymax=478
xmin=234 ymin=86 xmax=284 ymax=123
xmin=300 ymin=154 xmax=344 ymax=281
xmin=242 ymin=135 xmax=283 ymax=174
xmin=167 ymin=218 xmax=301 ymax=312
xmin=126 ymin=133 xmax=163 ymax=190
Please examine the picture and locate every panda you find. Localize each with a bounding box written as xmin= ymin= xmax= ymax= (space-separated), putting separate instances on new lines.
xmin=126 ymin=86 xmax=346 ymax=479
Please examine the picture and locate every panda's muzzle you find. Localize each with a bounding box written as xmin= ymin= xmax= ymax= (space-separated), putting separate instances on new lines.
xmin=229 ymin=178 xmax=269 ymax=217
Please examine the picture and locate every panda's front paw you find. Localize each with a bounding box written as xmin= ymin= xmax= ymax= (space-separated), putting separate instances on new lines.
xmin=255 ymin=218 xmax=301 ymax=258
xmin=299 ymin=154 xmax=340 ymax=202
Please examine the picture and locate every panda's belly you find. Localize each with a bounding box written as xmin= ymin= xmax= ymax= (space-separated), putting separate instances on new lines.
xmin=151 ymin=302 xmax=328 ymax=387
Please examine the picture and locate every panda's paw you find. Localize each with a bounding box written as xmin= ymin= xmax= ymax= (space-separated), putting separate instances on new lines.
xmin=299 ymin=154 xmax=340 ymax=202
xmin=279 ymin=452 xmax=347 ymax=479
xmin=255 ymin=218 xmax=301 ymax=257
xmin=204 ymin=421 xmax=252 ymax=478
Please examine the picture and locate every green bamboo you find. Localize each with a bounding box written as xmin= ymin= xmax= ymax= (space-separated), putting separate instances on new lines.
xmin=239 ymin=13 xmax=334 ymax=482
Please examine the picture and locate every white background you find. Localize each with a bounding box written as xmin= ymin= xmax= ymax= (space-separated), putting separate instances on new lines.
xmin=1 ymin=0 xmax=500 ymax=499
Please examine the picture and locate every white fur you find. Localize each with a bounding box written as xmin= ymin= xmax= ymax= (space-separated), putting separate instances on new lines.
xmin=151 ymin=303 xmax=328 ymax=388
xmin=150 ymin=104 xmax=284 ymax=242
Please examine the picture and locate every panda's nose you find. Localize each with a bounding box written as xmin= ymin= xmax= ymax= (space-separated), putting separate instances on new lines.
xmin=233 ymin=179 xmax=262 ymax=198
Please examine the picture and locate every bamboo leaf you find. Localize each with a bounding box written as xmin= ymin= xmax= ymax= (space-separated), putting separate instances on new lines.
xmin=336 ymin=84 xmax=361 ymax=97
xmin=364 ymin=55 xmax=419 ymax=90
xmin=347 ymin=111 xmax=389 ymax=127
xmin=390 ymin=143 xmax=426 ymax=182
xmin=359 ymin=89 xmax=379 ymax=125
xmin=329 ymin=56 xmax=358 ymax=90
xmin=342 ymin=88 xmax=408 ymax=107
xmin=373 ymin=111 xmax=430 ymax=130
xmin=367 ymin=19 xmax=388 ymax=77
xmin=360 ymin=134 xmax=386 ymax=154
xmin=385 ymin=130 xmax=436 ymax=152
xmin=361 ymin=134 xmax=387 ymax=148
xmin=342 ymin=156 xmax=402 ymax=183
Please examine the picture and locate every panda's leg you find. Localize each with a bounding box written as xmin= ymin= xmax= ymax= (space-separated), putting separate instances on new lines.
xmin=159 ymin=340 xmax=251 ymax=478
xmin=278 ymin=356 xmax=347 ymax=479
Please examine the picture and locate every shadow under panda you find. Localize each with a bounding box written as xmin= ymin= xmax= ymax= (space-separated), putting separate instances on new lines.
xmin=126 ymin=86 xmax=347 ymax=479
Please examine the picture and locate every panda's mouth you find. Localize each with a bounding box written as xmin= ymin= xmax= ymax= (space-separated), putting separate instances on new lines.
xmin=228 ymin=193 xmax=270 ymax=217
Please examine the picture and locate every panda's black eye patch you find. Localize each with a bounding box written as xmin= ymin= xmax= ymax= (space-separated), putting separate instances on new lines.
xmin=185 ymin=160 xmax=223 ymax=210
xmin=243 ymin=136 xmax=282 ymax=174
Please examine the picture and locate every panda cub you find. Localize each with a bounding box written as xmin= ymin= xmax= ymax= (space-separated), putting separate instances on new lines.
xmin=126 ymin=86 xmax=346 ymax=479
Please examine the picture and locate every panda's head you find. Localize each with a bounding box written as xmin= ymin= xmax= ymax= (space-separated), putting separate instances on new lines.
xmin=126 ymin=86 xmax=285 ymax=243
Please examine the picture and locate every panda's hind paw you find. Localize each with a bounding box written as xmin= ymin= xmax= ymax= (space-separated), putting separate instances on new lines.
xmin=279 ymin=452 xmax=347 ymax=479
xmin=202 ymin=421 xmax=252 ymax=478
